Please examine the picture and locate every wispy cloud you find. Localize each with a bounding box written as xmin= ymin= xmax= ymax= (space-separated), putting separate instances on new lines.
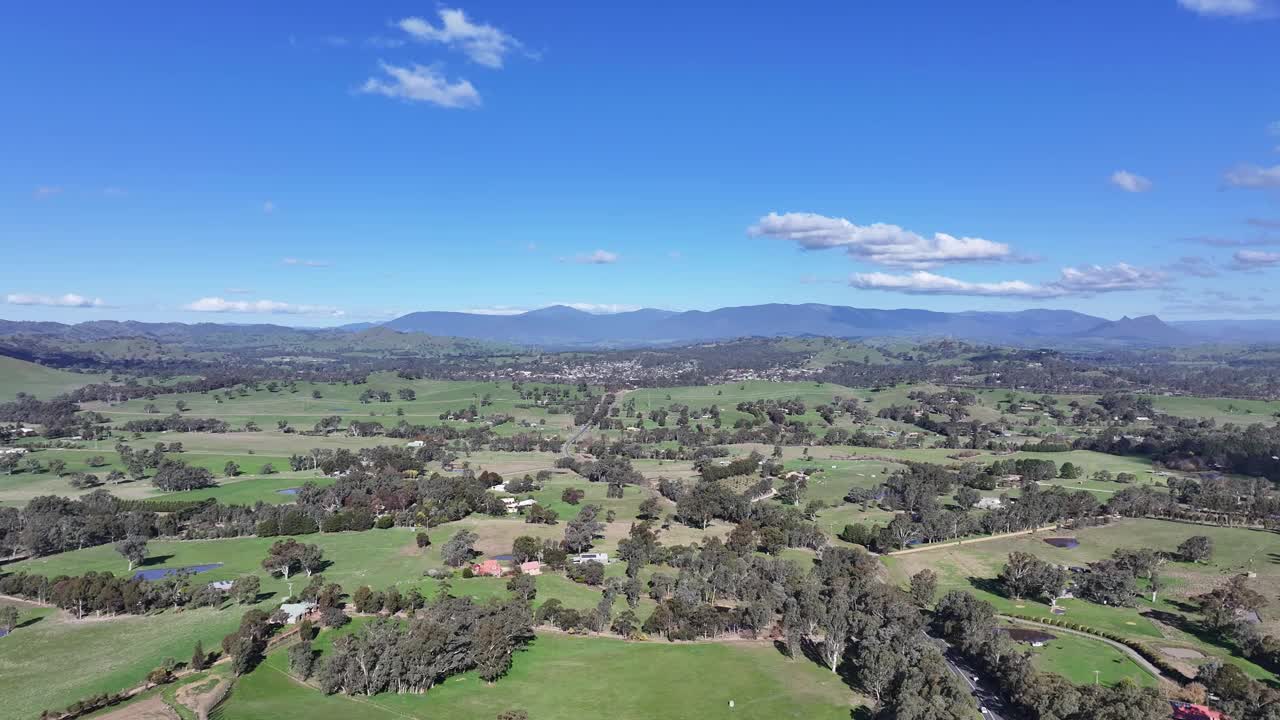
xmin=365 ymin=36 xmax=407 ymax=49
xmin=1181 ymin=234 xmax=1280 ymax=247
xmin=850 ymin=263 xmax=1167 ymax=298
xmin=360 ymin=62 xmax=480 ymax=108
xmin=32 ymin=186 xmax=63 ymax=200
xmin=568 ymin=249 xmax=619 ymax=265
xmin=749 ymin=211 xmax=1016 ymax=269
xmin=1177 ymin=0 xmax=1272 ymax=17
xmin=461 ymin=306 xmax=528 ymax=315
xmin=1230 ymin=249 xmax=1280 ymax=269
xmin=1224 ymin=164 xmax=1280 ymax=188
xmin=1109 ymin=170 xmax=1153 ymax=193
xmin=1165 ymin=255 xmax=1220 ymax=278
xmin=397 ymin=8 xmax=523 ymax=68
xmin=282 ymin=257 xmax=330 ymax=268
xmin=1248 ymin=217 xmax=1280 ymax=229
xmin=6 ymin=292 xmax=106 ymax=308
xmin=263 ymin=200 xmax=276 ymax=214
xmin=184 ymin=297 xmax=344 ymax=316
xmin=1163 ymin=289 xmax=1280 ymax=316
xmin=461 ymin=302 xmax=642 ymax=315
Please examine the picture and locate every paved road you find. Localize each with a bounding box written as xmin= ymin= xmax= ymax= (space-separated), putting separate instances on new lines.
xmin=928 ymin=634 xmax=1013 ymax=720
xmin=559 ymin=392 xmax=620 ymax=455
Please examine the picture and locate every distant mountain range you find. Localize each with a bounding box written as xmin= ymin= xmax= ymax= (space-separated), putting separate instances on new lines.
xmin=383 ymin=304 xmax=1220 ymax=347
xmin=2 ymin=304 xmax=1277 ymax=349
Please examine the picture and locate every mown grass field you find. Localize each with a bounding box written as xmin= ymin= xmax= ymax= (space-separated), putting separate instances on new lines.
xmin=218 ymin=631 xmax=860 ymax=720
xmin=1009 ymin=620 xmax=1158 ymax=687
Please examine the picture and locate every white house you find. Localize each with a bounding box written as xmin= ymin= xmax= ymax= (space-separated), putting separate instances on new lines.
xmin=278 ymin=601 xmax=317 ymax=624
xmin=572 ymin=552 xmax=609 ymax=565
xmin=974 ymin=497 xmax=1003 ymax=510
xmin=405 ymin=440 xmax=425 ymax=448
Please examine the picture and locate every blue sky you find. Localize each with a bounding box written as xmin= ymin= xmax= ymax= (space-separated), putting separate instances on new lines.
xmin=3 ymin=0 xmax=1279 ymax=326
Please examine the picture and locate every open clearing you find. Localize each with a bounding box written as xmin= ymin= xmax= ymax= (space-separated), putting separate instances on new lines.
xmin=218 ymin=632 xmax=859 ymax=720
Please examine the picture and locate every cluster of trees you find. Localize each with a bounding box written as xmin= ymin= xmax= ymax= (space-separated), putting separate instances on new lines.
xmin=315 ymin=596 xmax=533 ymax=694
xmin=931 ymin=591 xmax=1170 ymax=720
xmin=120 ymin=414 xmax=230 ymax=433
xmin=0 ymin=394 xmax=104 ymax=439
xmin=0 ymin=568 xmax=227 ymax=618
xmin=0 ymin=491 xmax=172 ymax=558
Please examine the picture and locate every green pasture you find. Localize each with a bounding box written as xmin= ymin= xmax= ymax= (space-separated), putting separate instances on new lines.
xmin=219 ymin=630 xmax=859 ymax=720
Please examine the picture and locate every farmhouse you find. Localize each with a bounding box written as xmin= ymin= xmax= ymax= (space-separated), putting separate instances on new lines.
xmin=473 ymin=559 xmax=504 ymax=577
xmin=278 ymin=601 xmax=317 ymax=625
xmin=519 ymin=561 xmax=542 ymax=576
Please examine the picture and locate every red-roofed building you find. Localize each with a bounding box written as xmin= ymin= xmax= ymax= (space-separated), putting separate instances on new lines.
xmin=1171 ymin=701 xmax=1226 ymax=720
xmin=473 ymin=560 xmax=504 ymax=577
xmin=519 ymin=561 xmax=542 ymax=576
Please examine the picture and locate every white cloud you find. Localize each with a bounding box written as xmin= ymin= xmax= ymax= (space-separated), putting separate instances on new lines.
xmin=850 ymin=263 xmax=1167 ymax=298
xmin=184 ymin=297 xmax=344 ymax=316
xmin=461 ymin=306 xmax=528 ymax=315
xmin=6 ymin=292 xmax=105 ymax=308
xmin=282 ymin=257 xmax=330 ymax=268
xmin=1054 ymin=263 xmax=1167 ymax=292
xmin=1231 ymin=249 xmax=1280 ymax=269
xmin=32 ymin=186 xmax=63 ymax=199
xmin=1109 ymin=170 xmax=1153 ymax=193
xmin=360 ymin=62 xmax=480 ymax=108
xmin=748 ymin=211 xmax=1014 ymax=268
xmin=555 ymin=302 xmax=641 ymax=314
xmin=1225 ymin=164 xmax=1280 ymax=188
xmin=569 ymin=249 xmax=619 ymax=265
xmin=851 ymin=271 xmax=1051 ymax=297
xmin=397 ymin=8 xmax=522 ymax=68
xmin=1177 ymin=0 xmax=1269 ymax=16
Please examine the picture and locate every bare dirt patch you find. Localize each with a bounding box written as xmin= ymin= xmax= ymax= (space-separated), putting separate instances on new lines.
xmin=93 ymin=694 xmax=179 ymax=720
xmin=1161 ymin=646 xmax=1206 ymax=660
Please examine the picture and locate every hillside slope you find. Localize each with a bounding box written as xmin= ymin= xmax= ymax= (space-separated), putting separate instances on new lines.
xmin=0 ymin=356 xmax=105 ymax=400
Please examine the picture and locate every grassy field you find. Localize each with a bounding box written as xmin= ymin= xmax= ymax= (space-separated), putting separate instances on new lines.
xmin=0 ymin=515 xmax=679 ymax=719
xmin=1007 ymin=620 xmax=1158 ymax=687
xmin=0 ymin=446 xmax=295 ymax=505
xmin=0 ymin=595 xmax=243 ymax=720
xmin=1149 ymin=395 xmax=1280 ymax=425
xmin=884 ymin=518 xmax=1280 ymax=680
xmin=80 ymin=375 xmax=591 ymax=437
xmin=218 ymin=631 xmax=861 ymax=720
xmin=0 ymin=356 xmax=106 ymax=401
